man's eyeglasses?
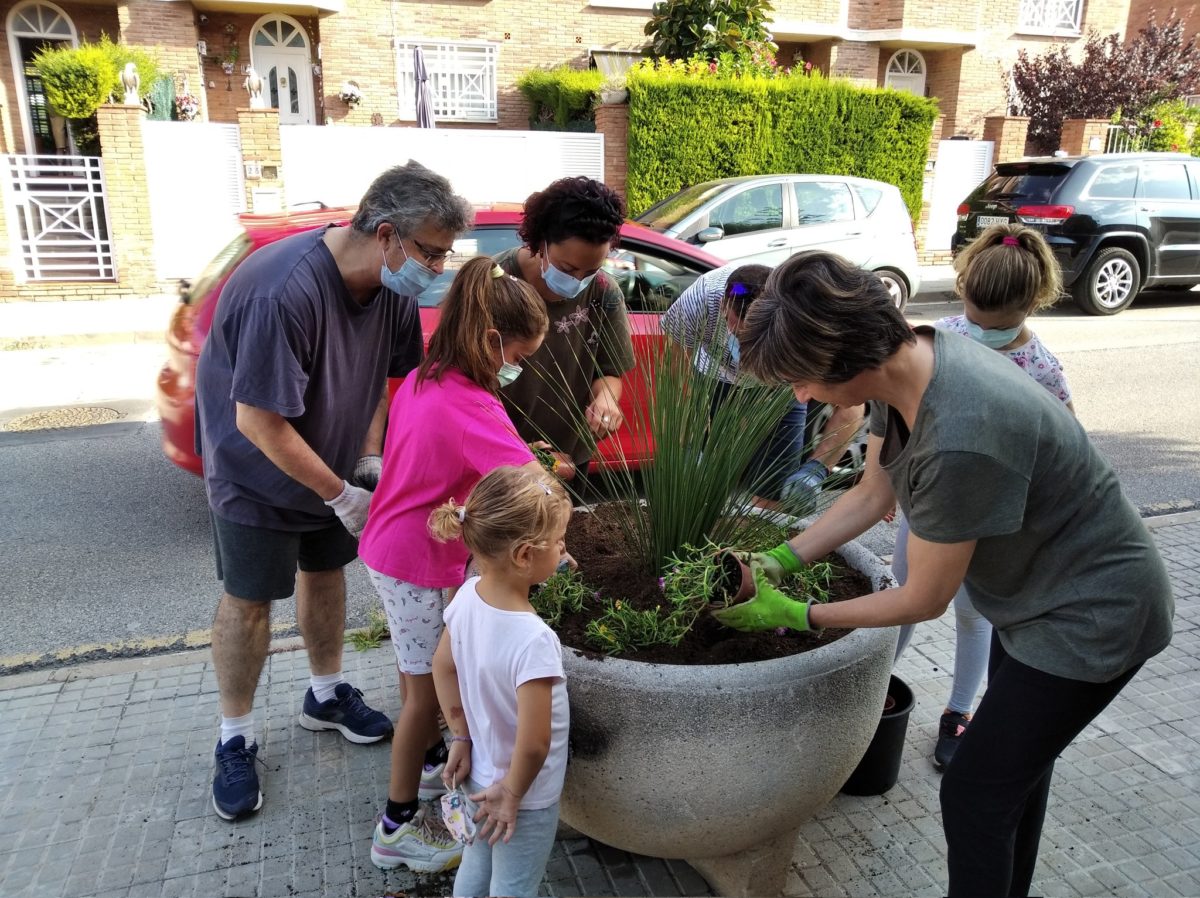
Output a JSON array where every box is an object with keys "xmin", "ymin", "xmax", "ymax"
[{"xmin": 410, "ymin": 237, "xmax": 456, "ymax": 266}]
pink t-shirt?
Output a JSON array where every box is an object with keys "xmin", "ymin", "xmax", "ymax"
[{"xmin": 359, "ymin": 368, "xmax": 532, "ymax": 587}]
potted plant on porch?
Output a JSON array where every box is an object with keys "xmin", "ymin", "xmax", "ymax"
[{"xmin": 523, "ymin": 323, "xmax": 898, "ymax": 896}]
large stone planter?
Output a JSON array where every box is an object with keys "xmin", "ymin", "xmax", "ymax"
[{"xmin": 560, "ymin": 537, "xmax": 897, "ymax": 897}]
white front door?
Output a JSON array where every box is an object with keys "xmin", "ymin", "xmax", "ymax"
[{"xmin": 250, "ymin": 16, "xmax": 314, "ymax": 125}]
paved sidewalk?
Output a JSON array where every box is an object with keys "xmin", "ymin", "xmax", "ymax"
[{"xmin": 1, "ymin": 513, "xmax": 1197, "ymax": 898}]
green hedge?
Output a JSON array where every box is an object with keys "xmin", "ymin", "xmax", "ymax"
[
  {"xmin": 626, "ymin": 63, "xmax": 939, "ymax": 218},
  {"xmin": 516, "ymin": 67, "xmax": 604, "ymax": 129}
]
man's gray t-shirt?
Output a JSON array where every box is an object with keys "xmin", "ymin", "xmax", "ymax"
[
  {"xmin": 196, "ymin": 226, "xmax": 423, "ymax": 530},
  {"xmin": 870, "ymin": 327, "xmax": 1172, "ymax": 683}
]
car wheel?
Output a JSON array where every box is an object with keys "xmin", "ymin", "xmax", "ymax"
[
  {"xmin": 875, "ymin": 269, "xmax": 909, "ymax": 312},
  {"xmin": 1072, "ymin": 248, "xmax": 1140, "ymax": 316}
]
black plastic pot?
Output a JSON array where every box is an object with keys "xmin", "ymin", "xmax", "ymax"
[{"xmin": 840, "ymin": 675, "xmax": 914, "ymax": 796}]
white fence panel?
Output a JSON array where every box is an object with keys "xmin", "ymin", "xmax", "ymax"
[
  {"xmin": 141, "ymin": 120, "xmax": 245, "ymax": 280},
  {"xmin": 926, "ymin": 139, "xmax": 995, "ymax": 251},
  {"xmin": 3, "ymin": 154, "xmax": 115, "ymax": 281},
  {"xmin": 280, "ymin": 126, "xmax": 604, "ymax": 209}
]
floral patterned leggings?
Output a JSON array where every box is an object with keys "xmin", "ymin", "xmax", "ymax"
[{"xmin": 365, "ymin": 567, "xmax": 450, "ymax": 675}]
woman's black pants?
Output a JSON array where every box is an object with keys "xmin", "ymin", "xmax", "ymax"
[{"xmin": 940, "ymin": 630, "xmax": 1141, "ymax": 898}]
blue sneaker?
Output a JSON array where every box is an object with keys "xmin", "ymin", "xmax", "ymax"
[
  {"xmin": 299, "ymin": 683, "xmax": 393, "ymax": 744},
  {"xmin": 212, "ymin": 736, "xmax": 263, "ymax": 821}
]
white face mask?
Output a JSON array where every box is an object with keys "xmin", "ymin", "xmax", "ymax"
[{"xmin": 496, "ymin": 334, "xmax": 523, "ymax": 387}]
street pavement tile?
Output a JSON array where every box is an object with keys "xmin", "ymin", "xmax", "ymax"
[{"xmin": 1, "ymin": 517, "xmax": 1198, "ymax": 898}]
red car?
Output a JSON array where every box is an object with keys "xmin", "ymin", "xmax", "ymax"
[{"xmin": 156, "ymin": 208, "xmax": 723, "ymax": 476}]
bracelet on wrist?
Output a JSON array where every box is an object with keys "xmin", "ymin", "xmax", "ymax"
[{"xmin": 450, "ymin": 735, "xmax": 472, "ymax": 743}]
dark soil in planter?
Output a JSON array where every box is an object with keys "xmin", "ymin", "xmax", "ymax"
[{"xmin": 561, "ymin": 503, "xmax": 873, "ymax": 665}]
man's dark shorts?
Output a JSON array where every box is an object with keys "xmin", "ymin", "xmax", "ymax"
[{"xmin": 211, "ymin": 513, "xmax": 358, "ymax": 601}]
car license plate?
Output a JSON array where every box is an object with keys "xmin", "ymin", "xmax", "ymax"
[{"xmin": 975, "ymin": 215, "xmax": 1010, "ymax": 227}]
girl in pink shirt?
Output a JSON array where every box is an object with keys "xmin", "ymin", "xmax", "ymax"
[{"xmin": 360, "ymin": 256, "xmax": 549, "ymax": 873}]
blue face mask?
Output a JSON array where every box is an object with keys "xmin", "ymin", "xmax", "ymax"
[
  {"xmin": 541, "ymin": 245, "xmax": 596, "ymax": 299},
  {"xmin": 496, "ymin": 334, "xmax": 523, "ymax": 387},
  {"xmin": 727, "ymin": 332, "xmax": 740, "ymax": 364},
  {"xmin": 380, "ymin": 239, "xmax": 436, "ymax": 296},
  {"xmin": 964, "ymin": 320, "xmax": 1023, "ymax": 350}
]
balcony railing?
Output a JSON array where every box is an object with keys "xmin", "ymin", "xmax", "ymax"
[
  {"xmin": 395, "ymin": 41, "xmax": 498, "ymax": 124},
  {"xmin": 1018, "ymin": 0, "xmax": 1083, "ymax": 34}
]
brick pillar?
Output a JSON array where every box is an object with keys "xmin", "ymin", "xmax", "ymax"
[
  {"xmin": 983, "ymin": 116, "xmax": 1030, "ymax": 163},
  {"xmin": 117, "ymin": 0, "xmax": 207, "ymax": 121},
  {"xmin": 594, "ymin": 103, "xmax": 628, "ymax": 207},
  {"xmin": 1059, "ymin": 118, "xmax": 1110, "ymax": 156},
  {"xmin": 0, "ymin": 153, "xmax": 16, "ymax": 299},
  {"xmin": 96, "ymin": 104, "xmax": 159, "ymax": 295},
  {"xmin": 237, "ymin": 108, "xmax": 286, "ymax": 212},
  {"xmin": 828, "ymin": 41, "xmax": 880, "ymax": 87},
  {"xmin": 915, "ymin": 115, "xmax": 952, "ymax": 266},
  {"xmin": 0, "ymin": 80, "xmax": 15, "ymax": 154}
]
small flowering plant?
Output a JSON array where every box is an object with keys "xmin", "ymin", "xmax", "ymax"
[
  {"xmin": 338, "ymin": 81, "xmax": 363, "ymax": 107},
  {"xmin": 174, "ymin": 93, "xmax": 200, "ymax": 121}
]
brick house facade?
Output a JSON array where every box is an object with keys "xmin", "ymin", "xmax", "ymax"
[{"xmin": 3, "ymin": 0, "xmax": 1137, "ymax": 157}]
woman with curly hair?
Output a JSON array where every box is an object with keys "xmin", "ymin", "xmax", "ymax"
[{"xmin": 493, "ymin": 177, "xmax": 634, "ymax": 488}]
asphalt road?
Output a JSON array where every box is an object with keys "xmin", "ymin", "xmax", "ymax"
[{"xmin": 1, "ymin": 290, "xmax": 1197, "ymax": 670}]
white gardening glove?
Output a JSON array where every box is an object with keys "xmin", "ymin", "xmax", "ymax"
[
  {"xmin": 324, "ymin": 480, "xmax": 372, "ymax": 539},
  {"xmin": 352, "ymin": 454, "xmax": 383, "ymax": 490}
]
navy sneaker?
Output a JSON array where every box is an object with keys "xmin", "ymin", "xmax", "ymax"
[
  {"xmin": 212, "ymin": 735, "xmax": 263, "ymax": 821},
  {"xmin": 299, "ymin": 683, "xmax": 393, "ymax": 744}
]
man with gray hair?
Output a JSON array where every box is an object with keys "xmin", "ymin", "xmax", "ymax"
[{"xmin": 195, "ymin": 160, "xmax": 472, "ymax": 822}]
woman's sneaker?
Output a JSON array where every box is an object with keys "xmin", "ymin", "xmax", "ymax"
[
  {"xmin": 934, "ymin": 710, "xmax": 971, "ymax": 771},
  {"xmin": 371, "ymin": 809, "xmax": 462, "ymax": 872},
  {"xmin": 419, "ymin": 759, "xmax": 448, "ymax": 800}
]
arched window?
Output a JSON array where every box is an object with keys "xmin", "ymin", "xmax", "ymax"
[
  {"xmin": 6, "ymin": 1, "xmax": 78, "ymax": 154},
  {"xmin": 249, "ymin": 14, "xmax": 315, "ymax": 125},
  {"xmin": 885, "ymin": 49, "xmax": 926, "ymax": 97}
]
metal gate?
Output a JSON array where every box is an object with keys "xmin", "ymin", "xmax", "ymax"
[
  {"xmin": 3, "ymin": 154, "xmax": 116, "ymax": 281},
  {"xmin": 141, "ymin": 121, "xmax": 245, "ymax": 280},
  {"xmin": 926, "ymin": 140, "xmax": 995, "ymax": 252}
]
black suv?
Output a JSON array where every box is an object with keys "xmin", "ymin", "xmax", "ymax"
[{"xmin": 952, "ymin": 153, "xmax": 1200, "ymax": 315}]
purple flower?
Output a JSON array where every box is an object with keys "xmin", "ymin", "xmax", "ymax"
[{"xmin": 658, "ymin": 577, "xmax": 666, "ymax": 591}]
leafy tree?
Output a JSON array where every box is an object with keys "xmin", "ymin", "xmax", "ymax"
[
  {"xmin": 34, "ymin": 43, "xmax": 117, "ymax": 119},
  {"xmin": 1009, "ymin": 14, "xmax": 1200, "ymax": 154},
  {"xmin": 644, "ymin": 0, "xmax": 776, "ymax": 61}
]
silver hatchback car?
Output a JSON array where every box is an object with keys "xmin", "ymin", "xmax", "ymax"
[{"xmin": 637, "ymin": 174, "xmax": 922, "ymax": 309}]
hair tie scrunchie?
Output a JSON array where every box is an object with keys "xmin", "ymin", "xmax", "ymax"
[
  {"xmin": 490, "ymin": 264, "xmax": 506, "ymax": 279},
  {"xmin": 1002, "ymin": 236, "xmax": 1020, "ymax": 246},
  {"xmin": 456, "ymin": 506, "xmax": 466, "ymax": 522}
]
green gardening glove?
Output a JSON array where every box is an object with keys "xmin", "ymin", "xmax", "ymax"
[
  {"xmin": 746, "ymin": 541, "xmax": 804, "ymax": 587},
  {"xmin": 711, "ymin": 568, "xmax": 815, "ymax": 633}
]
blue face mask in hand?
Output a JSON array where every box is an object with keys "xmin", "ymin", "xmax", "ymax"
[
  {"xmin": 380, "ymin": 239, "xmax": 436, "ymax": 297},
  {"xmin": 964, "ymin": 320, "xmax": 1022, "ymax": 350},
  {"xmin": 541, "ymin": 244, "xmax": 596, "ymax": 299}
]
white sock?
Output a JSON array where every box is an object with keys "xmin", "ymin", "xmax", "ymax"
[
  {"xmin": 310, "ymin": 671, "xmax": 345, "ymax": 704},
  {"xmin": 220, "ymin": 712, "xmax": 255, "ymax": 747}
]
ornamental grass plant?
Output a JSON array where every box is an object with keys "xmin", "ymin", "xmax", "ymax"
[{"xmin": 520, "ymin": 309, "xmax": 842, "ymax": 655}]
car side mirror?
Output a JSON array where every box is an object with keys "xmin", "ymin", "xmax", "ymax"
[{"xmin": 697, "ymin": 226, "xmax": 724, "ymax": 243}]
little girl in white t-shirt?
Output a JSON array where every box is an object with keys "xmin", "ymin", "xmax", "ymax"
[{"xmin": 429, "ymin": 465, "xmax": 572, "ymax": 898}]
